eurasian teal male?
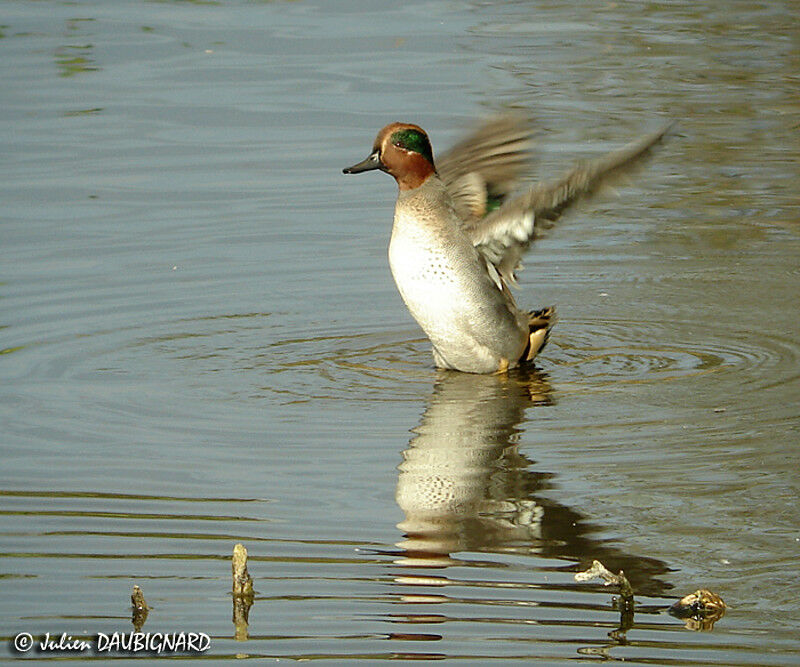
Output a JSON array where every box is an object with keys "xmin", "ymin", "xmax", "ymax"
[{"xmin": 344, "ymin": 115, "xmax": 669, "ymax": 374}]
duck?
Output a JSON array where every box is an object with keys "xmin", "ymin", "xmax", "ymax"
[{"xmin": 343, "ymin": 114, "xmax": 670, "ymax": 374}]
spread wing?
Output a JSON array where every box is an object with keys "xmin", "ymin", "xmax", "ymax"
[
  {"xmin": 465, "ymin": 123, "xmax": 673, "ymax": 285},
  {"xmin": 436, "ymin": 113, "xmax": 535, "ymax": 223}
]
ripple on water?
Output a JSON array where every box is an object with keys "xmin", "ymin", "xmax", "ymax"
[
  {"xmin": 547, "ymin": 317, "xmax": 800, "ymax": 394},
  {"xmin": 25, "ymin": 308, "xmax": 795, "ymax": 408},
  {"xmin": 125, "ymin": 315, "xmax": 439, "ymax": 403}
]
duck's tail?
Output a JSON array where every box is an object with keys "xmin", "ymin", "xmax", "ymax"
[{"xmin": 523, "ymin": 306, "xmax": 557, "ymax": 363}]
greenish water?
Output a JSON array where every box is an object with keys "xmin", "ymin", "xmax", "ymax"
[{"xmin": 1, "ymin": 0, "xmax": 798, "ymax": 663}]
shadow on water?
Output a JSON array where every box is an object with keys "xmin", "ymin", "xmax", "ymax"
[
  {"xmin": 211, "ymin": 365, "xmax": 687, "ymax": 661},
  {"xmin": 390, "ymin": 368, "xmax": 671, "ymax": 597}
]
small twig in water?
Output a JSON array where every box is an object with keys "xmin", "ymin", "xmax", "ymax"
[
  {"xmin": 130, "ymin": 585, "xmax": 149, "ymax": 632},
  {"xmin": 575, "ymin": 560, "xmax": 635, "ymax": 612},
  {"xmin": 231, "ymin": 543, "xmax": 254, "ymax": 641},
  {"xmin": 232, "ymin": 543, "xmax": 254, "ymax": 597}
]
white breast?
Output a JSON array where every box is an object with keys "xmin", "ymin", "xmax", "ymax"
[
  {"xmin": 385, "ymin": 185, "xmax": 527, "ymax": 373},
  {"xmin": 388, "ymin": 207, "xmax": 465, "ymax": 338}
]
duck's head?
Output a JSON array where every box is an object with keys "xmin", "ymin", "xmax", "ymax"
[{"xmin": 343, "ymin": 122, "xmax": 435, "ymax": 191}]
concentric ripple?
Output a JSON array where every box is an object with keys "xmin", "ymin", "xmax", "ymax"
[
  {"xmin": 28, "ymin": 309, "xmax": 794, "ymax": 408},
  {"xmin": 547, "ymin": 317, "xmax": 800, "ymax": 393},
  {"xmin": 124, "ymin": 314, "xmax": 440, "ymax": 403},
  {"xmin": 7, "ymin": 302, "xmax": 798, "ymax": 415}
]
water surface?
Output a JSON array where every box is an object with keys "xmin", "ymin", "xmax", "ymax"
[{"xmin": 1, "ymin": 0, "xmax": 798, "ymax": 663}]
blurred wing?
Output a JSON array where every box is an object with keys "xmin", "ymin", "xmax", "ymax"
[
  {"xmin": 437, "ymin": 113, "xmax": 535, "ymax": 223},
  {"xmin": 468, "ymin": 123, "xmax": 673, "ymax": 285}
]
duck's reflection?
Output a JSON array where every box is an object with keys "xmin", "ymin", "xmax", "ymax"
[
  {"xmin": 395, "ymin": 368, "xmax": 550, "ymax": 567},
  {"xmin": 394, "ymin": 368, "xmax": 669, "ymax": 596}
]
